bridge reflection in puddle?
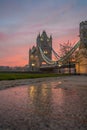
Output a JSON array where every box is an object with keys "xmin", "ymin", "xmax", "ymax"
[{"xmin": 0, "ymin": 81, "xmax": 87, "ymax": 130}]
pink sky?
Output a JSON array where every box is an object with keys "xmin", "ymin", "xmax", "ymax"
[{"xmin": 0, "ymin": 0, "xmax": 87, "ymax": 66}]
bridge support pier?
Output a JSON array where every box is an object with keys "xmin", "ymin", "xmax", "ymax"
[
  {"xmin": 75, "ymin": 21, "xmax": 87, "ymax": 74},
  {"xmin": 76, "ymin": 61, "xmax": 87, "ymax": 74}
]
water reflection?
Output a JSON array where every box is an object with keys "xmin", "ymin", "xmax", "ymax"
[
  {"xmin": 0, "ymin": 81, "xmax": 87, "ymax": 129},
  {"xmin": 52, "ymin": 88, "xmax": 64, "ymax": 106},
  {"xmin": 28, "ymin": 83, "xmax": 53, "ymax": 122}
]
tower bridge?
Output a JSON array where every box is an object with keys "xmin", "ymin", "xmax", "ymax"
[{"xmin": 29, "ymin": 21, "xmax": 87, "ymax": 74}]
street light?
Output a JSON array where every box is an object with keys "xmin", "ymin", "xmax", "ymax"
[
  {"xmin": 32, "ymin": 63, "xmax": 35, "ymax": 67},
  {"xmin": 31, "ymin": 63, "xmax": 35, "ymax": 71},
  {"xmin": 58, "ymin": 64, "xmax": 61, "ymax": 67},
  {"xmin": 58, "ymin": 64, "xmax": 62, "ymax": 73}
]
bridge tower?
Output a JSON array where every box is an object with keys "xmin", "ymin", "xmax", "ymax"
[
  {"xmin": 79, "ymin": 21, "xmax": 87, "ymax": 49},
  {"xmin": 76, "ymin": 21, "xmax": 87, "ymax": 74},
  {"xmin": 29, "ymin": 31, "xmax": 52, "ymax": 70}
]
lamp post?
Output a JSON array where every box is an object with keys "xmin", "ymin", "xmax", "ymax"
[
  {"xmin": 58, "ymin": 64, "xmax": 61, "ymax": 73},
  {"xmin": 68, "ymin": 59, "xmax": 71, "ymax": 74},
  {"xmin": 31, "ymin": 63, "xmax": 35, "ymax": 71}
]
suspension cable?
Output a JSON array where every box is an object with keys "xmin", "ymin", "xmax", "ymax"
[
  {"xmin": 37, "ymin": 40, "xmax": 80, "ymax": 65},
  {"xmin": 59, "ymin": 41, "xmax": 80, "ymax": 62},
  {"xmin": 37, "ymin": 43, "xmax": 57, "ymax": 65}
]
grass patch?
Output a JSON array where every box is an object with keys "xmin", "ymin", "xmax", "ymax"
[{"xmin": 0, "ymin": 72, "xmax": 69, "ymax": 80}]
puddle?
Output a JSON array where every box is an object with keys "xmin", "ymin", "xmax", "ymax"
[{"xmin": 0, "ymin": 81, "xmax": 87, "ymax": 130}]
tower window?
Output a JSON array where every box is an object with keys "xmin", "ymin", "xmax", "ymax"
[
  {"xmin": 44, "ymin": 51, "xmax": 48, "ymax": 54},
  {"xmin": 40, "ymin": 38, "xmax": 43, "ymax": 41}
]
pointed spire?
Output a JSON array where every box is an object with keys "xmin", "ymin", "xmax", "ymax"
[
  {"xmin": 41, "ymin": 30, "xmax": 47, "ymax": 37},
  {"xmin": 50, "ymin": 35, "xmax": 52, "ymax": 39},
  {"xmin": 38, "ymin": 32, "xmax": 40, "ymax": 37},
  {"xmin": 37, "ymin": 33, "xmax": 40, "ymax": 43},
  {"xmin": 37, "ymin": 33, "xmax": 40, "ymax": 39}
]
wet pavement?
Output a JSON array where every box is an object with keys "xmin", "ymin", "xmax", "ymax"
[{"xmin": 0, "ymin": 76, "xmax": 87, "ymax": 130}]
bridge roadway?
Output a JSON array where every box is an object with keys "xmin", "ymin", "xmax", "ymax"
[
  {"xmin": 40, "ymin": 65, "xmax": 58, "ymax": 71},
  {"xmin": 40, "ymin": 63, "xmax": 75, "ymax": 71}
]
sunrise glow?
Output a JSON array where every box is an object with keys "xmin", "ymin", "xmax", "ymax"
[{"xmin": 0, "ymin": 0, "xmax": 87, "ymax": 66}]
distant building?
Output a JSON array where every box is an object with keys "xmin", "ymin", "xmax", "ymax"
[
  {"xmin": 0, "ymin": 66, "xmax": 11, "ymax": 71},
  {"xmin": 29, "ymin": 31, "xmax": 52, "ymax": 70}
]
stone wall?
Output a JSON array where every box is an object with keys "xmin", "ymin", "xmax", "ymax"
[{"xmin": 76, "ymin": 57, "xmax": 87, "ymax": 74}]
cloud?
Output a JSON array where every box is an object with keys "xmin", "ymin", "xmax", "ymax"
[{"xmin": 0, "ymin": 0, "xmax": 87, "ymax": 66}]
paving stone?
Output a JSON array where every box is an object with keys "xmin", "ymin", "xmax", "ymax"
[{"xmin": 0, "ymin": 76, "xmax": 87, "ymax": 130}]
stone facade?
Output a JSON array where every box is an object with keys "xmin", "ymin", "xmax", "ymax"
[
  {"xmin": 29, "ymin": 31, "xmax": 52, "ymax": 70},
  {"xmin": 76, "ymin": 21, "xmax": 87, "ymax": 74}
]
